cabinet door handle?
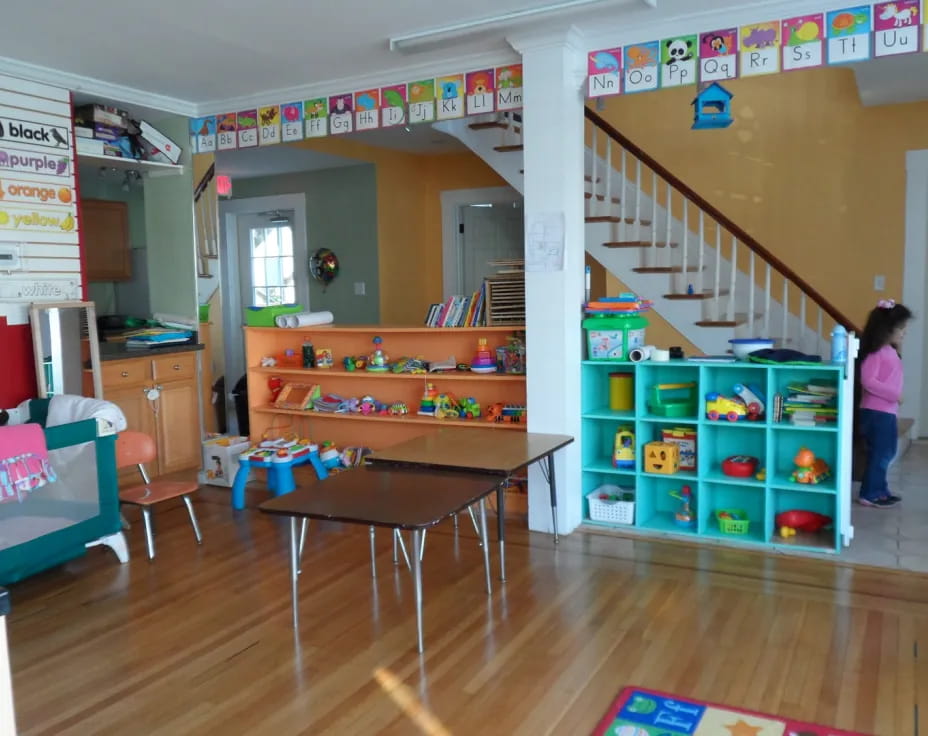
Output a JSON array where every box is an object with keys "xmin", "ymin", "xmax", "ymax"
[
  {"xmin": 173, "ymin": 364, "xmax": 181, "ymax": 371},
  {"xmin": 121, "ymin": 371, "xmax": 129, "ymax": 378}
]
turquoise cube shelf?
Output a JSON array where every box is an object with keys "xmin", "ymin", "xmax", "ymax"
[{"xmin": 581, "ymin": 359, "xmax": 851, "ymax": 554}]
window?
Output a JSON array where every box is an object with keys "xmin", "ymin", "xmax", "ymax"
[{"xmin": 248, "ymin": 223, "xmax": 295, "ymax": 306}]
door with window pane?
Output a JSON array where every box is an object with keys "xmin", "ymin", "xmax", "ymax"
[{"xmin": 237, "ymin": 211, "xmax": 300, "ymax": 310}]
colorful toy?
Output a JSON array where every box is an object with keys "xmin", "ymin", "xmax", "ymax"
[
  {"xmin": 342, "ymin": 356, "xmax": 355, "ymax": 371},
  {"xmin": 340, "ymin": 446, "xmax": 373, "ymax": 467},
  {"xmin": 434, "ymin": 393, "xmax": 461, "ymax": 419},
  {"xmin": 613, "ymin": 427, "xmax": 635, "ymax": 469},
  {"xmin": 722, "ymin": 455, "xmax": 759, "ymax": 477},
  {"xmin": 358, "ymin": 395, "xmax": 377, "ymax": 415},
  {"xmin": 267, "ymin": 375, "xmax": 284, "ymax": 402},
  {"xmin": 733, "ymin": 383, "xmax": 766, "ymax": 415},
  {"xmin": 314, "ymin": 348, "xmax": 333, "ymax": 368},
  {"xmin": 260, "ymin": 355, "xmax": 277, "ymax": 367},
  {"xmin": 704, "ymin": 388, "xmax": 762, "ymax": 421},
  {"xmin": 715, "ymin": 509, "xmax": 750, "ymax": 535},
  {"xmin": 643, "ymin": 441, "xmax": 680, "ymax": 474},
  {"xmin": 485, "ymin": 403, "xmax": 527, "ymax": 423},
  {"xmin": 230, "ymin": 436, "xmax": 328, "ymax": 510},
  {"xmin": 418, "ymin": 383, "xmax": 438, "ymax": 416},
  {"xmin": 669, "ymin": 485, "xmax": 695, "ymax": 527},
  {"xmin": 367, "ymin": 336, "xmax": 389, "ymax": 372},
  {"xmin": 319, "ymin": 441, "xmax": 341, "ymax": 470},
  {"xmin": 458, "ymin": 397, "xmax": 481, "ymax": 419},
  {"xmin": 660, "ymin": 427, "xmax": 696, "ymax": 471},
  {"xmin": 470, "ymin": 338, "xmax": 496, "ymax": 374},
  {"xmin": 790, "ymin": 447, "xmax": 831, "ymax": 484},
  {"xmin": 391, "ymin": 357, "xmax": 427, "ymax": 374},
  {"xmin": 776, "ymin": 509, "xmax": 833, "ymax": 538},
  {"xmin": 388, "ymin": 402, "xmax": 408, "ymax": 416},
  {"xmin": 692, "ymin": 82, "xmax": 733, "ymax": 130},
  {"xmin": 648, "ymin": 382, "xmax": 698, "ymax": 417}
]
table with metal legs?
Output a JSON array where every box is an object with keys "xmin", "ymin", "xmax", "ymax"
[
  {"xmin": 261, "ymin": 466, "xmax": 501, "ymax": 652},
  {"xmin": 368, "ymin": 431, "xmax": 574, "ymax": 582}
]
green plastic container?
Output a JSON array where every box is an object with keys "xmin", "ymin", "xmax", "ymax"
[
  {"xmin": 244, "ymin": 304, "xmax": 303, "ymax": 327},
  {"xmin": 198, "ymin": 304, "xmax": 210, "ymax": 323},
  {"xmin": 583, "ymin": 314, "xmax": 648, "ymax": 361}
]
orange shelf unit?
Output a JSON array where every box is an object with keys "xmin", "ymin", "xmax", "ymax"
[{"xmin": 244, "ymin": 325, "xmax": 526, "ymax": 449}]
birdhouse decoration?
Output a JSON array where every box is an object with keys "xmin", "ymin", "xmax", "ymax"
[{"xmin": 691, "ymin": 82, "xmax": 734, "ymax": 130}]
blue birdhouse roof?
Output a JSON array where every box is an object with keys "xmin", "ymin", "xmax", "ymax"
[{"xmin": 692, "ymin": 82, "xmax": 733, "ymax": 105}]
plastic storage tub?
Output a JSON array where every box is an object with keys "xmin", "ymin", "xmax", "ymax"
[
  {"xmin": 244, "ymin": 304, "xmax": 303, "ymax": 327},
  {"xmin": 583, "ymin": 314, "xmax": 648, "ymax": 361}
]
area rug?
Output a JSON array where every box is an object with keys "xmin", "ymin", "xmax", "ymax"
[{"xmin": 592, "ymin": 687, "xmax": 869, "ymax": 736}]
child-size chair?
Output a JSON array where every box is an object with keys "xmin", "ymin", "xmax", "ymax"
[{"xmin": 116, "ymin": 431, "xmax": 202, "ymax": 560}]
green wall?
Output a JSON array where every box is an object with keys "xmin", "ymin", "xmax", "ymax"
[
  {"xmin": 231, "ymin": 164, "xmax": 379, "ymax": 324},
  {"xmin": 143, "ymin": 115, "xmax": 197, "ymax": 322}
]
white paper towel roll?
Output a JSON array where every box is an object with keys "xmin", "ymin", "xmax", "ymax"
[{"xmin": 278, "ymin": 310, "xmax": 334, "ymax": 328}]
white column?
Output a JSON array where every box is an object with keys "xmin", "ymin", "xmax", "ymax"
[{"xmin": 509, "ymin": 28, "xmax": 586, "ymax": 535}]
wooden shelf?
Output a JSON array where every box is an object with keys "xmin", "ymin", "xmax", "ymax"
[
  {"xmin": 77, "ymin": 153, "xmax": 184, "ymax": 177},
  {"xmin": 251, "ymin": 366, "xmax": 525, "ymax": 382},
  {"xmin": 245, "ymin": 325, "xmax": 524, "ymax": 335},
  {"xmin": 253, "ymin": 405, "xmax": 526, "ymax": 430}
]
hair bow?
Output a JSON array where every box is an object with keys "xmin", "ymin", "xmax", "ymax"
[{"xmin": 877, "ymin": 299, "xmax": 896, "ymax": 309}]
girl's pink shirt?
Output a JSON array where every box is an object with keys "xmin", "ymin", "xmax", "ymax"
[{"xmin": 860, "ymin": 344, "xmax": 903, "ymax": 416}]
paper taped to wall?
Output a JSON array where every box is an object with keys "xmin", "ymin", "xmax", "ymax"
[{"xmin": 525, "ymin": 211, "xmax": 565, "ymax": 272}]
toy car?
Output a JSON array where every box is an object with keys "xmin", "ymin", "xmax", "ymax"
[
  {"xmin": 705, "ymin": 392, "xmax": 761, "ymax": 422},
  {"xmin": 458, "ymin": 397, "xmax": 481, "ymax": 419}
]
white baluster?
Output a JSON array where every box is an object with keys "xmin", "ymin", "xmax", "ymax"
[
  {"xmin": 619, "ymin": 148, "xmax": 627, "ymax": 241},
  {"xmin": 664, "ymin": 181, "xmax": 672, "ymax": 265},
  {"xmin": 781, "ymin": 278, "xmax": 788, "ymax": 347},
  {"xmin": 727, "ymin": 236, "xmax": 736, "ymax": 324},
  {"xmin": 651, "ymin": 170, "xmax": 657, "ymax": 251},
  {"xmin": 605, "ymin": 140, "xmax": 613, "ymax": 220},
  {"xmin": 800, "ymin": 293, "xmax": 807, "ymax": 354},
  {"xmin": 749, "ymin": 250, "xmax": 756, "ymax": 334},
  {"xmin": 681, "ymin": 200, "xmax": 689, "ymax": 295},
  {"xmin": 697, "ymin": 211, "xmax": 705, "ymax": 294},
  {"xmin": 764, "ymin": 263, "xmax": 772, "ymax": 336},
  {"xmin": 817, "ymin": 307, "xmax": 824, "ymax": 353},
  {"xmin": 590, "ymin": 126, "xmax": 597, "ymax": 215},
  {"xmin": 713, "ymin": 225, "xmax": 721, "ymax": 320},
  {"xmin": 635, "ymin": 158, "xmax": 642, "ymax": 243}
]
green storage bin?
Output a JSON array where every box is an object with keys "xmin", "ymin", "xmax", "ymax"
[
  {"xmin": 198, "ymin": 304, "xmax": 210, "ymax": 323},
  {"xmin": 244, "ymin": 304, "xmax": 303, "ymax": 327},
  {"xmin": 583, "ymin": 314, "xmax": 648, "ymax": 361}
]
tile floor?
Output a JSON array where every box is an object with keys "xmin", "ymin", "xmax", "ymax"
[{"xmin": 844, "ymin": 439, "xmax": 928, "ymax": 571}]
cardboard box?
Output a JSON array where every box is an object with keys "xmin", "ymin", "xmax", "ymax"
[
  {"xmin": 200, "ymin": 435, "xmax": 251, "ymax": 487},
  {"xmin": 139, "ymin": 120, "xmax": 182, "ymax": 164},
  {"xmin": 661, "ymin": 427, "xmax": 697, "ymax": 471},
  {"xmin": 74, "ymin": 104, "xmax": 128, "ymax": 130}
]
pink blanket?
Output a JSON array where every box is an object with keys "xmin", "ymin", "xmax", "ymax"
[{"xmin": 0, "ymin": 423, "xmax": 57, "ymax": 503}]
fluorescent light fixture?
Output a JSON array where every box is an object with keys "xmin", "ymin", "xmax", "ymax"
[{"xmin": 389, "ymin": 0, "xmax": 641, "ymax": 51}]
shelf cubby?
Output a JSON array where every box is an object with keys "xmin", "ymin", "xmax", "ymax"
[{"xmin": 580, "ymin": 359, "xmax": 849, "ymax": 555}]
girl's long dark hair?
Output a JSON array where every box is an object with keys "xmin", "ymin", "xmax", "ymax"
[{"xmin": 854, "ymin": 302, "xmax": 913, "ymax": 414}]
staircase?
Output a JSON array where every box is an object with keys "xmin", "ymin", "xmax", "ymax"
[{"xmin": 435, "ymin": 109, "xmax": 859, "ymax": 355}]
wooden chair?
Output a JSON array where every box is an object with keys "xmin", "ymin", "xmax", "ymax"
[{"xmin": 116, "ymin": 431, "xmax": 202, "ymax": 560}]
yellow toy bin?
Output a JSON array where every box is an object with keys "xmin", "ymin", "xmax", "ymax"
[
  {"xmin": 609, "ymin": 372, "xmax": 635, "ymax": 411},
  {"xmin": 643, "ymin": 441, "xmax": 680, "ymax": 475}
]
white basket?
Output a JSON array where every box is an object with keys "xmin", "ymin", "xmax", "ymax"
[{"xmin": 587, "ymin": 486, "xmax": 635, "ymax": 525}]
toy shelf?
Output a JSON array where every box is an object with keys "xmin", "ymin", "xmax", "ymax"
[
  {"xmin": 580, "ymin": 358, "xmax": 852, "ymax": 555},
  {"xmin": 245, "ymin": 325, "xmax": 527, "ymax": 449}
]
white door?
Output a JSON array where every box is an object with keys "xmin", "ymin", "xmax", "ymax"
[
  {"xmin": 458, "ymin": 202, "xmax": 524, "ymax": 295},
  {"xmin": 237, "ymin": 212, "xmax": 303, "ymax": 310}
]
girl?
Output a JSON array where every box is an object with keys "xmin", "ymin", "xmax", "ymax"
[{"xmin": 856, "ymin": 299, "xmax": 913, "ymax": 508}]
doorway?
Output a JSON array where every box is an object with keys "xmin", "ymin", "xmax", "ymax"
[
  {"xmin": 440, "ymin": 187, "xmax": 523, "ymax": 299},
  {"xmin": 219, "ymin": 194, "xmax": 308, "ymax": 433},
  {"xmin": 902, "ymin": 149, "xmax": 928, "ymax": 437}
]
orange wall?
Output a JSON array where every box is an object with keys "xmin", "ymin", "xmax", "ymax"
[
  {"xmin": 295, "ymin": 138, "xmax": 506, "ymax": 324},
  {"xmin": 596, "ymin": 66, "xmax": 928, "ymax": 330}
]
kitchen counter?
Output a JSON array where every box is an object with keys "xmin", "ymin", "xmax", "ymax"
[{"xmin": 97, "ymin": 341, "xmax": 204, "ymax": 362}]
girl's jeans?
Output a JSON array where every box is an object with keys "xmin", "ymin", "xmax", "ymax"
[{"xmin": 858, "ymin": 408, "xmax": 897, "ymax": 502}]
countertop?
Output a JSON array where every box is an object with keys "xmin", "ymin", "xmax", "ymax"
[{"xmin": 97, "ymin": 341, "xmax": 204, "ymax": 362}]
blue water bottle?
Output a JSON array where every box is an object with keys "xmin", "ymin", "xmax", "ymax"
[{"xmin": 831, "ymin": 324, "xmax": 847, "ymax": 364}]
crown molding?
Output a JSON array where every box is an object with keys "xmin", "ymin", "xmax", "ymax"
[
  {"xmin": 507, "ymin": 25, "xmax": 586, "ymax": 55},
  {"xmin": 0, "ymin": 55, "xmax": 197, "ymax": 117},
  {"xmin": 194, "ymin": 48, "xmax": 520, "ymax": 116}
]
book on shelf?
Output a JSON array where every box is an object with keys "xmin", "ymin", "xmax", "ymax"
[{"xmin": 423, "ymin": 289, "xmax": 487, "ymax": 327}]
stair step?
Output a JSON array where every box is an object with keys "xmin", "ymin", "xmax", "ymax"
[
  {"xmin": 585, "ymin": 216, "xmax": 653, "ymax": 225},
  {"xmin": 468, "ymin": 121, "xmax": 521, "ymax": 132},
  {"xmin": 584, "ymin": 175, "xmax": 602, "ymax": 183},
  {"xmin": 494, "ymin": 144, "xmax": 523, "ymax": 152},
  {"xmin": 585, "ymin": 193, "xmax": 621, "ymax": 204},
  {"xmin": 633, "ymin": 266, "xmax": 703, "ymax": 274},
  {"xmin": 664, "ymin": 290, "xmax": 730, "ymax": 300},
  {"xmin": 694, "ymin": 319, "xmax": 744, "ymax": 327},
  {"xmin": 603, "ymin": 241, "xmax": 649, "ymax": 248}
]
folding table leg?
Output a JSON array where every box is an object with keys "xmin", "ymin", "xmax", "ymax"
[
  {"xmin": 410, "ymin": 528, "xmax": 424, "ymax": 653},
  {"xmin": 479, "ymin": 498, "xmax": 492, "ymax": 596},
  {"xmin": 298, "ymin": 519, "xmax": 308, "ymax": 574},
  {"xmin": 467, "ymin": 505, "xmax": 483, "ymax": 547},
  {"xmin": 548, "ymin": 453, "xmax": 560, "ymax": 544},
  {"xmin": 290, "ymin": 517, "xmax": 300, "ymax": 629},
  {"xmin": 369, "ymin": 526, "xmax": 377, "ymax": 578}
]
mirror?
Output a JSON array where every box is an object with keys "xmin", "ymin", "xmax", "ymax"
[{"xmin": 29, "ymin": 301, "xmax": 103, "ymax": 400}]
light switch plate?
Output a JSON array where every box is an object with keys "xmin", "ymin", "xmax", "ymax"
[
  {"xmin": 354, "ymin": 281, "xmax": 366, "ymax": 296},
  {"xmin": 874, "ymin": 274, "xmax": 885, "ymax": 291}
]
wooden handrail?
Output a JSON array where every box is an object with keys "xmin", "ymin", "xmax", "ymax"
[
  {"xmin": 193, "ymin": 162, "xmax": 215, "ymax": 203},
  {"xmin": 584, "ymin": 106, "xmax": 859, "ymax": 334}
]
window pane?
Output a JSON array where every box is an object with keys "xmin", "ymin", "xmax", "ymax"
[
  {"xmin": 280, "ymin": 226, "xmax": 293, "ymax": 256},
  {"xmin": 282, "ymin": 255, "xmax": 294, "ymax": 287},
  {"xmin": 252, "ymin": 287, "xmax": 267, "ymax": 307},
  {"xmin": 251, "ymin": 229, "xmax": 267, "ymax": 258},
  {"xmin": 264, "ymin": 228, "xmax": 280, "ymax": 258},
  {"xmin": 283, "ymin": 287, "xmax": 296, "ymax": 304},
  {"xmin": 252, "ymin": 258, "xmax": 266, "ymax": 287},
  {"xmin": 266, "ymin": 287, "xmax": 281, "ymax": 305},
  {"xmin": 266, "ymin": 258, "xmax": 282, "ymax": 288}
]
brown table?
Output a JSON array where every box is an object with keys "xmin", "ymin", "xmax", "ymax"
[
  {"xmin": 368, "ymin": 431, "xmax": 574, "ymax": 581},
  {"xmin": 260, "ymin": 465, "xmax": 503, "ymax": 652}
]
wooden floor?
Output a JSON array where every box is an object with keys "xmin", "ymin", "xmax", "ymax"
[{"xmin": 6, "ymin": 482, "xmax": 928, "ymax": 736}]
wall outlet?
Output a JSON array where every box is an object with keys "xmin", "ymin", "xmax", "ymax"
[
  {"xmin": 874, "ymin": 274, "xmax": 886, "ymax": 291},
  {"xmin": 354, "ymin": 281, "xmax": 366, "ymax": 296}
]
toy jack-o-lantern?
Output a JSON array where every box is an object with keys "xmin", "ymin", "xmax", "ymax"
[{"xmin": 644, "ymin": 441, "xmax": 680, "ymax": 475}]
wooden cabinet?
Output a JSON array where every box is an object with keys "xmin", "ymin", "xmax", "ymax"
[
  {"xmin": 81, "ymin": 199, "xmax": 130, "ymax": 281},
  {"xmin": 98, "ymin": 350, "xmax": 202, "ymax": 477}
]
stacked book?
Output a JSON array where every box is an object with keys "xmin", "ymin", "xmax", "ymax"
[
  {"xmin": 125, "ymin": 328, "xmax": 192, "ymax": 349},
  {"xmin": 313, "ymin": 393, "xmax": 350, "ymax": 413},
  {"xmin": 424, "ymin": 285, "xmax": 486, "ymax": 327},
  {"xmin": 784, "ymin": 381, "xmax": 838, "ymax": 426}
]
